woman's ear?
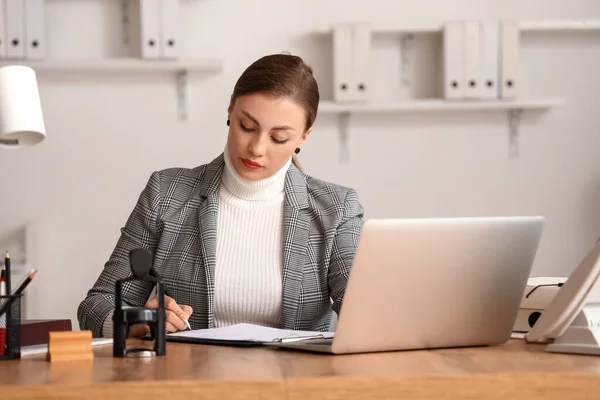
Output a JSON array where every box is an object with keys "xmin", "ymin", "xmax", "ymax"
[
  {"xmin": 299, "ymin": 127, "xmax": 313, "ymax": 146},
  {"xmin": 228, "ymin": 95, "xmax": 236, "ymax": 113},
  {"xmin": 227, "ymin": 97, "xmax": 234, "ymax": 117}
]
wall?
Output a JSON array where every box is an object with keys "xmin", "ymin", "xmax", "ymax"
[{"xmin": 0, "ymin": 0, "xmax": 599, "ymax": 325}]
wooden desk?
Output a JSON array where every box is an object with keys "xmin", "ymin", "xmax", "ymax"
[{"xmin": 1, "ymin": 339, "xmax": 600, "ymax": 399}]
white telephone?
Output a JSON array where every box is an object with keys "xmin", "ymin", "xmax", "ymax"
[
  {"xmin": 525, "ymin": 240, "xmax": 600, "ymax": 356},
  {"xmin": 513, "ymin": 277, "xmax": 566, "ymax": 333}
]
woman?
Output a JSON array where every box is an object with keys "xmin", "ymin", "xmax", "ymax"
[{"xmin": 78, "ymin": 54, "xmax": 365, "ymax": 338}]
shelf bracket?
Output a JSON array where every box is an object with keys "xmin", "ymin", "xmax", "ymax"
[
  {"xmin": 400, "ymin": 34, "xmax": 415, "ymax": 87},
  {"xmin": 338, "ymin": 112, "xmax": 351, "ymax": 163},
  {"xmin": 508, "ymin": 108, "xmax": 524, "ymax": 159},
  {"xmin": 121, "ymin": 0, "xmax": 130, "ymax": 45},
  {"xmin": 176, "ymin": 70, "xmax": 189, "ymax": 121}
]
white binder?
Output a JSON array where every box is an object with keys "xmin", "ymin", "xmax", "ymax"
[
  {"xmin": 500, "ymin": 21, "xmax": 519, "ymax": 99},
  {"xmin": 333, "ymin": 24, "xmax": 353, "ymax": 102},
  {"xmin": 5, "ymin": 0, "xmax": 25, "ymax": 59},
  {"xmin": 463, "ymin": 21, "xmax": 481, "ymax": 99},
  {"xmin": 139, "ymin": 0, "xmax": 160, "ymax": 59},
  {"xmin": 159, "ymin": 0, "xmax": 179, "ymax": 59},
  {"xmin": 480, "ymin": 21, "xmax": 500, "ymax": 99},
  {"xmin": 351, "ymin": 24, "xmax": 370, "ymax": 102},
  {"xmin": 0, "ymin": 0, "xmax": 6, "ymax": 58},
  {"xmin": 24, "ymin": 0, "xmax": 45, "ymax": 59},
  {"xmin": 443, "ymin": 21, "xmax": 464, "ymax": 100}
]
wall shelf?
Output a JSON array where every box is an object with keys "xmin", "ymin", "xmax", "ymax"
[
  {"xmin": 0, "ymin": 58, "xmax": 224, "ymax": 121},
  {"xmin": 318, "ymin": 98, "xmax": 565, "ymax": 113},
  {"xmin": 315, "ymin": 19, "xmax": 600, "ymax": 35},
  {"xmin": 318, "ymin": 98, "xmax": 565, "ymax": 162},
  {"xmin": 0, "ymin": 58, "xmax": 223, "ymax": 72}
]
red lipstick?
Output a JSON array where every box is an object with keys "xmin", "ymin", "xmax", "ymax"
[{"xmin": 241, "ymin": 158, "xmax": 262, "ymax": 169}]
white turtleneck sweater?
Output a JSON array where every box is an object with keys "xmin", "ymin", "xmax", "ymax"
[{"xmin": 213, "ymin": 149, "xmax": 291, "ymax": 328}]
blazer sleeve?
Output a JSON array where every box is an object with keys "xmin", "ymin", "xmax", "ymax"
[
  {"xmin": 328, "ymin": 188, "xmax": 365, "ymax": 315},
  {"xmin": 77, "ymin": 171, "xmax": 163, "ymax": 337}
]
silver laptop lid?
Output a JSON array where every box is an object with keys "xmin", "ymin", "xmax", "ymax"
[{"xmin": 331, "ymin": 216, "xmax": 545, "ymax": 354}]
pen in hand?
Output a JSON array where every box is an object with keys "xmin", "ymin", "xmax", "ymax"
[
  {"xmin": 144, "ymin": 293, "xmax": 193, "ymax": 332},
  {"xmin": 156, "ymin": 291, "xmax": 192, "ymax": 331},
  {"xmin": 161, "ymin": 288, "xmax": 191, "ymax": 331},
  {"xmin": 149, "ymin": 266, "xmax": 192, "ymax": 331},
  {"xmin": 174, "ymin": 302, "xmax": 192, "ymax": 331}
]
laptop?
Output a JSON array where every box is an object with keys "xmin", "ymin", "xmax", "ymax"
[{"xmin": 267, "ymin": 216, "xmax": 545, "ymax": 354}]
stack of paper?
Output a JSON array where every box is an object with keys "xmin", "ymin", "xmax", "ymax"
[{"xmin": 168, "ymin": 323, "xmax": 335, "ymax": 344}]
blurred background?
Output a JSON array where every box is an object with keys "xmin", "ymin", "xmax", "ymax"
[{"xmin": 0, "ymin": 0, "xmax": 599, "ymax": 327}]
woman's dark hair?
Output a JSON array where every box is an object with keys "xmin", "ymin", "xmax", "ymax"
[{"xmin": 230, "ymin": 53, "xmax": 320, "ymax": 132}]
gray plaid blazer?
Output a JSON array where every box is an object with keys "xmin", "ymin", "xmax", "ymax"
[{"xmin": 78, "ymin": 153, "xmax": 364, "ymax": 337}]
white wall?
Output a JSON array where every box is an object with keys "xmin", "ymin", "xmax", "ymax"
[{"xmin": 1, "ymin": 0, "xmax": 599, "ymax": 326}]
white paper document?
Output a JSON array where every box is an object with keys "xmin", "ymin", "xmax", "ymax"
[{"xmin": 168, "ymin": 323, "xmax": 335, "ymax": 343}]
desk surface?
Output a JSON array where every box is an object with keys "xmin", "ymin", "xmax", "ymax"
[{"xmin": 1, "ymin": 339, "xmax": 600, "ymax": 399}]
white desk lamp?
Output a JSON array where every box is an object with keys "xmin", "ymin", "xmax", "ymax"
[{"xmin": 0, "ymin": 65, "xmax": 46, "ymax": 148}]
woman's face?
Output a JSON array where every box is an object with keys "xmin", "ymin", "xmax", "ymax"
[{"xmin": 226, "ymin": 92, "xmax": 311, "ymax": 180}]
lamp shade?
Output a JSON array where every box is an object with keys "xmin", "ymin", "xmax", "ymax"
[{"xmin": 0, "ymin": 65, "xmax": 46, "ymax": 148}]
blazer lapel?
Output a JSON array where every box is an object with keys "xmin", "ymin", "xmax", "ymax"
[
  {"xmin": 281, "ymin": 164, "xmax": 310, "ymax": 329},
  {"xmin": 196, "ymin": 153, "xmax": 224, "ymax": 328}
]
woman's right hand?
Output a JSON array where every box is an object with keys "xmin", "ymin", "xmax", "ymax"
[{"xmin": 128, "ymin": 295, "xmax": 193, "ymax": 337}]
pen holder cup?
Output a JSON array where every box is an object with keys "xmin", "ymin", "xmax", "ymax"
[{"xmin": 0, "ymin": 294, "xmax": 22, "ymax": 360}]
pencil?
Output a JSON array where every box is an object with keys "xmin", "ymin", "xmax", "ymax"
[
  {"xmin": 0, "ymin": 267, "xmax": 5, "ymax": 355},
  {"xmin": 0, "ymin": 269, "xmax": 37, "ymax": 318},
  {"xmin": 4, "ymin": 252, "xmax": 10, "ymax": 296},
  {"xmin": 0, "ymin": 268, "xmax": 6, "ymax": 296},
  {"xmin": 12, "ymin": 269, "xmax": 37, "ymax": 295},
  {"xmin": 1, "ymin": 260, "xmax": 7, "ymax": 356}
]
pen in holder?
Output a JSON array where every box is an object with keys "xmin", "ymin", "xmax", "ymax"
[
  {"xmin": 0, "ymin": 294, "xmax": 22, "ymax": 360},
  {"xmin": 113, "ymin": 248, "xmax": 166, "ymax": 358}
]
